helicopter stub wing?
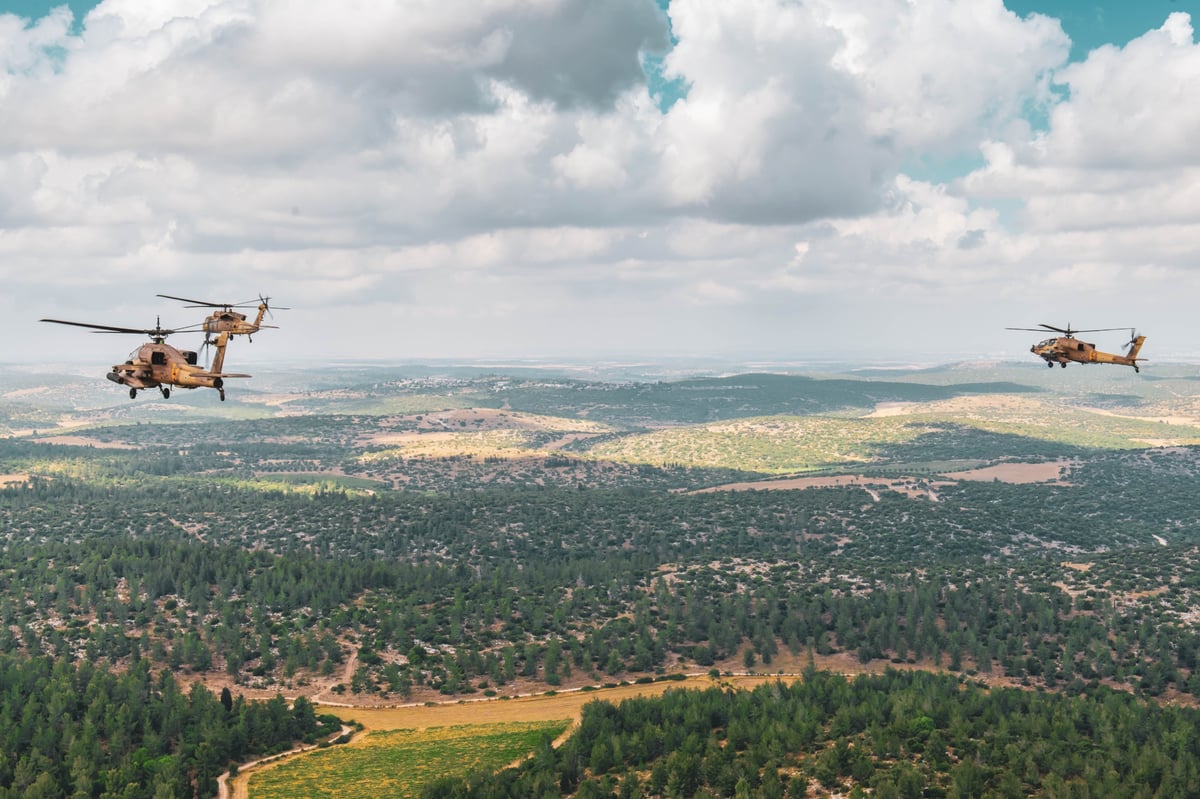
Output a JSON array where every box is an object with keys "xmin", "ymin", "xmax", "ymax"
[
  {"xmin": 108, "ymin": 372, "xmax": 155, "ymax": 389},
  {"xmin": 194, "ymin": 371, "xmax": 251, "ymax": 379}
]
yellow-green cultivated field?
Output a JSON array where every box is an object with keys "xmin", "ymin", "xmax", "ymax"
[
  {"xmin": 247, "ymin": 721, "xmax": 568, "ymax": 799},
  {"xmin": 235, "ymin": 676, "xmax": 799, "ymax": 799}
]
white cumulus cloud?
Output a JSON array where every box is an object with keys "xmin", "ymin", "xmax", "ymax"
[{"xmin": 5, "ymin": 0, "xmax": 1200, "ymax": 364}]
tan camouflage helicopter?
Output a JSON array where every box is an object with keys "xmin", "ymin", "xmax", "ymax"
[
  {"xmin": 39, "ymin": 317, "xmax": 248, "ymax": 401},
  {"xmin": 1007, "ymin": 323, "xmax": 1146, "ymax": 372},
  {"xmin": 157, "ymin": 294, "xmax": 286, "ymax": 344}
]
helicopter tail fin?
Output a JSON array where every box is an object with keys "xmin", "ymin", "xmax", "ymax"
[{"xmin": 1126, "ymin": 334, "xmax": 1146, "ymax": 360}]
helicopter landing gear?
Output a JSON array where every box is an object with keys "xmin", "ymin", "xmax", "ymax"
[
  {"xmin": 1060, "ymin": 362, "xmax": 1067, "ymax": 368},
  {"xmin": 129, "ymin": 388, "xmax": 137, "ymax": 399},
  {"xmin": 218, "ymin": 388, "xmax": 226, "ymax": 402},
  {"xmin": 160, "ymin": 387, "xmax": 171, "ymax": 399},
  {"xmin": 1047, "ymin": 362, "xmax": 1054, "ymax": 368}
]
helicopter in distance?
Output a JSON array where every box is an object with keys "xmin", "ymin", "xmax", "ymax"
[
  {"xmin": 156, "ymin": 294, "xmax": 286, "ymax": 343},
  {"xmin": 1007, "ymin": 323, "xmax": 1146, "ymax": 372},
  {"xmin": 39, "ymin": 317, "xmax": 249, "ymax": 401}
]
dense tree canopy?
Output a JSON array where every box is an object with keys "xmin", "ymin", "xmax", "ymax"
[
  {"xmin": 425, "ymin": 669, "xmax": 1200, "ymax": 798},
  {"xmin": 0, "ymin": 654, "xmax": 337, "ymax": 799}
]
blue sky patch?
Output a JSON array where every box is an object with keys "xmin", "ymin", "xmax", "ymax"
[
  {"xmin": 0, "ymin": 0, "xmax": 97, "ymax": 31},
  {"xmin": 1005, "ymin": 0, "xmax": 1197, "ymax": 62}
]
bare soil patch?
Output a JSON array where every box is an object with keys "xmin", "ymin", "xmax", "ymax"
[
  {"xmin": 35, "ymin": 435, "xmax": 139, "ymax": 449},
  {"xmin": 325, "ymin": 676, "xmax": 785, "ymax": 733},
  {"xmin": 866, "ymin": 402, "xmax": 918, "ymax": 417},
  {"xmin": 1081, "ymin": 406, "xmax": 1200, "ymax": 427},
  {"xmin": 693, "ymin": 474, "xmax": 953, "ymax": 500},
  {"xmin": 946, "ymin": 460, "xmax": 1071, "ymax": 484}
]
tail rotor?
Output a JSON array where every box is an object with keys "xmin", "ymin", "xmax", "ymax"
[
  {"xmin": 1124, "ymin": 329, "xmax": 1147, "ymax": 372},
  {"xmin": 239, "ymin": 294, "xmax": 290, "ymax": 321},
  {"xmin": 201, "ymin": 336, "xmax": 213, "ymax": 369}
]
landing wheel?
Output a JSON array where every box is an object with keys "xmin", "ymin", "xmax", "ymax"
[
  {"xmin": 1047, "ymin": 362, "xmax": 1054, "ymax": 368},
  {"xmin": 129, "ymin": 388, "xmax": 137, "ymax": 399},
  {"xmin": 1060, "ymin": 362, "xmax": 1067, "ymax": 368},
  {"xmin": 160, "ymin": 387, "xmax": 171, "ymax": 399}
]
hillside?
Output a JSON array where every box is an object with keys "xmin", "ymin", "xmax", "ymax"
[{"xmin": 3, "ymin": 361, "xmax": 1200, "ymax": 796}]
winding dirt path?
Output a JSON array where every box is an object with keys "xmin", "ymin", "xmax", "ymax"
[
  {"xmin": 219, "ymin": 725, "xmax": 356, "ymax": 799},
  {"xmin": 310, "ymin": 649, "xmax": 358, "ymax": 704}
]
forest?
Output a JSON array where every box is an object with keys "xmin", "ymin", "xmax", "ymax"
[
  {"xmin": 1, "ymin": 364, "xmax": 1200, "ymax": 796},
  {"xmin": 0, "ymin": 456, "xmax": 1198, "ymax": 702},
  {"xmin": 422, "ymin": 669, "xmax": 1200, "ymax": 798},
  {"xmin": 0, "ymin": 653, "xmax": 339, "ymax": 799}
]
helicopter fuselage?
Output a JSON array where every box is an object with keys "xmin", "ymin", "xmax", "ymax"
[
  {"xmin": 202, "ymin": 304, "xmax": 271, "ymax": 339},
  {"xmin": 109, "ymin": 343, "xmax": 227, "ymax": 391},
  {"xmin": 102, "ymin": 335, "xmax": 249, "ymax": 400},
  {"xmin": 1030, "ymin": 335, "xmax": 1145, "ymax": 372}
]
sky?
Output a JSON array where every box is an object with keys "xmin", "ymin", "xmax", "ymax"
[{"xmin": 3, "ymin": 0, "xmax": 1200, "ymax": 367}]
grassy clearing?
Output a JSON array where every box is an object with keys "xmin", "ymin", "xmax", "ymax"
[
  {"xmin": 585, "ymin": 416, "xmax": 922, "ymax": 473},
  {"xmin": 210, "ymin": 474, "xmax": 385, "ymax": 496},
  {"xmin": 247, "ymin": 721, "xmax": 567, "ymax": 799},
  {"xmin": 584, "ymin": 401, "xmax": 1200, "ymax": 473},
  {"xmin": 359, "ymin": 429, "xmax": 550, "ymax": 463},
  {"xmin": 329, "ymin": 395, "xmax": 480, "ymax": 415},
  {"xmin": 255, "ymin": 473, "xmax": 388, "ymax": 491}
]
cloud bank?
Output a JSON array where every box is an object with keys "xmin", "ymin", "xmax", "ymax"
[{"xmin": 3, "ymin": 0, "xmax": 1199, "ymax": 363}]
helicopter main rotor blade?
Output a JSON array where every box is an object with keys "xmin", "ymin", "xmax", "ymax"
[
  {"xmin": 1007, "ymin": 323, "xmax": 1133, "ymax": 335},
  {"xmin": 42, "ymin": 317, "xmax": 204, "ymax": 337},
  {"xmin": 41, "ymin": 318, "xmax": 159, "ymax": 335},
  {"xmin": 157, "ymin": 294, "xmax": 232, "ymax": 308},
  {"xmin": 1039, "ymin": 323, "xmax": 1130, "ymax": 333}
]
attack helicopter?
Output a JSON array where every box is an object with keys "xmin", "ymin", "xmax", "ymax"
[
  {"xmin": 39, "ymin": 317, "xmax": 249, "ymax": 401},
  {"xmin": 1007, "ymin": 323, "xmax": 1146, "ymax": 373},
  {"xmin": 156, "ymin": 294, "xmax": 285, "ymax": 343}
]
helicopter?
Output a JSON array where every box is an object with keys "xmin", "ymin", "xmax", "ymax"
[
  {"xmin": 1007, "ymin": 323, "xmax": 1146, "ymax": 373},
  {"xmin": 39, "ymin": 318, "xmax": 249, "ymax": 401},
  {"xmin": 156, "ymin": 294, "xmax": 284, "ymax": 343}
]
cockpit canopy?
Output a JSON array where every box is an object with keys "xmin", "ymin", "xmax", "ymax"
[{"xmin": 1037, "ymin": 338, "xmax": 1058, "ymax": 348}]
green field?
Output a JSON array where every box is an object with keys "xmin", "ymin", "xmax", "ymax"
[
  {"xmin": 247, "ymin": 721, "xmax": 568, "ymax": 799},
  {"xmin": 249, "ymin": 473, "xmax": 389, "ymax": 492}
]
